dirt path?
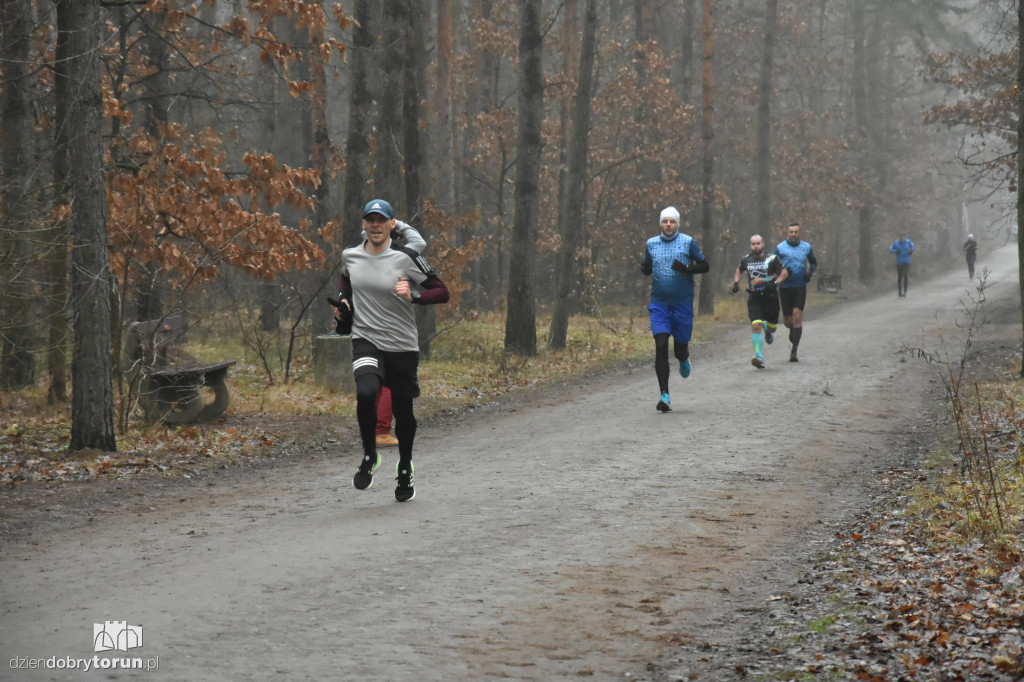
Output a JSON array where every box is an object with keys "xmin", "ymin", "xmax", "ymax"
[{"xmin": 2, "ymin": 248, "xmax": 1018, "ymax": 682}]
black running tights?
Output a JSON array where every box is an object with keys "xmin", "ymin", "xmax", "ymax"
[
  {"xmin": 355, "ymin": 373, "xmax": 415, "ymax": 465},
  {"xmin": 654, "ymin": 333, "xmax": 688, "ymax": 393}
]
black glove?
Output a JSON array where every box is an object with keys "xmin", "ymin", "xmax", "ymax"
[
  {"xmin": 328, "ymin": 297, "xmax": 353, "ymax": 335},
  {"xmin": 640, "ymin": 259, "xmax": 652, "ymax": 276},
  {"xmin": 804, "ymin": 273, "xmax": 812, "ymax": 283},
  {"xmin": 671, "ymin": 259, "xmax": 691, "ymax": 274},
  {"xmin": 731, "ymin": 281, "xmax": 740, "ymax": 294}
]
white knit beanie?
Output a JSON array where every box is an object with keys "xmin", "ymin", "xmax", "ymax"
[{"xmin": 660, "ymin": 206, "xmax": 680, "ymax": 223}]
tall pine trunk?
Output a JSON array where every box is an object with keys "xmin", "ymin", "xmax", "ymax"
[
  {"xmin": 555, "ymin": 0, "xmax": 578, "ymax": 247},
  {"xmin": 754, "ymin": 0, "xmax": 778, "ymax": 236},
  {"xmin": 46, "ymin": 0, "xmax": 73, "ymax": 403},
  {"xmin": 299, "ymin": 17, "xmax": 335, "ymax": 366},
  {"xmin": 66, "ymin": 0, "xmax": 116, "ymax": 452},
  {"xmin": 697, "ymin": 0, "xmax": 716, "ymax": 316},
  {"xmin": 372, "ymin": 2, "xmax": 405, "ymax": 204},
  {"xmin": 0, "ymin": 0, "xmax": 36, "ymax": 389},
  {"xmin": 852, "ymin": 1, "xmax": 874, "ymax": 285},
  {"xmin": 402, "ymin": 1, "xmax": 435, "ymax": 356},
  {"xmin": 549, "ymin": 0, "xmax": 598, "ymax": 349},
  {"xmin": 504, "ymin": 0, "xmax": 543, "ymax": 356},
  {"xmin": 342, "ymin": 0, "xmax": 373, "ymax": 247},
  {"xmin": 135, "ymin": 6, "xmax": 171, "ymax": 322},
  {"xmin": 632, "ymin": 0, "xmax": 661, "ymax": 187},
  {"xmin": 434, "ymin": 0, "xmax": 457, "ymax": 214},
  {"xmin": 1017, "ymin": 0, "xmax": 1024, "ymax": 378}
]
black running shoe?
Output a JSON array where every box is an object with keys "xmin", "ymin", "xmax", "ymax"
[
  {"xmin": 353, "ymin": 452, "xmax": 381, "ymax": 490},
  {"xmin": 789, "ymin": 351, "xmax": 799, "ymax": 363},
  {"xmin": 395, "ymin": 463, "xmax": 415, "ymax": 502}
]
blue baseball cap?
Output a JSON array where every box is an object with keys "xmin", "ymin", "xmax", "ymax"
[{"xmin": 362, "ymin": 199, "xmax": 394, "ymax": 220}]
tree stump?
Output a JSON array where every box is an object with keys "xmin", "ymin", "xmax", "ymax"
[{"xmin": 313, "ymin": 334, "xmax": 355, "ymax": 392}]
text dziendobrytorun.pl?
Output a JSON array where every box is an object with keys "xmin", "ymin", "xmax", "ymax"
[{"xmin": 10, "ymin": 655, "xmax": 159, "ymax": 672}]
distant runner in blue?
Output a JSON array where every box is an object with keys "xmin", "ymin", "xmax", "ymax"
[
  {"xmin": 889, "ymin": 234, "xmax": 914, "ymax": 297},
  {"xmin": 640, "ymin": 206, "xmax": 710, "ymax": 413},
  {"xmin": 774, "ymin": 222, "xmax": 817, "ymax": 363}
]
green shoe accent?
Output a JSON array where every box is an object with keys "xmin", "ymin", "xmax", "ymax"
[
  {"xmin": 353, "ymin": 452, "xmax": 381, "ymax": 490},
  {"xmin": 395, "ymin": 461, "xmax": 415, "ymax": 502}
]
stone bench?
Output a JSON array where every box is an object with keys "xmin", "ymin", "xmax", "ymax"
[{"xmin": 127, "ymin": 316, "xmax": 237, "ymax": 425}]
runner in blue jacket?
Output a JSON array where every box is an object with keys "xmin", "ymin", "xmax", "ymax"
[
  {"xmin": 889, "ymin": 235, "xmax": 914, "ymax": 297},
  {"xmin": 641, "ymin": 206, "xmax": 710, "ymax": 413},
  {"xmin": 774, "ymin": 222, "xmax": 817, "ymax": 362}
]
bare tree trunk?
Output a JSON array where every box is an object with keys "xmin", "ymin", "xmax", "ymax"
[
  {"xmin": 852, "ymin": 1, "xmax": 875, "ymax": 285},
  {"xmin": 342, "ymin": 0, "xmax": 373, "ymax": 247},
  {"xmin": 864, "ymin": 15, "xmax": 894, "ymax": 286},
  {"xmin": 697, "ymin": 0, "xmax": 716, "ymax": 316},
  {"xmin": 633, "ymin": 0, "xmax": 661, "ymax": 186},
  {"xmin": 135, "ymin": 6, "xmax": 171, "ymax": 322},
  {"xmin": 463, "ymin": 0, "xmax": 503, "ymax": 310},
  {"xmin": 1017, "ymin": 0, "xmax": 1024, "ymax": 378},
  {"xmin": 0, "ymin": 0, "xmax": 37, "ymax": 389},
  {"xmin": 305, "ymin": 17, "xmax": 335, "ymax": 353},
  {"xmin": 549, "ymin": 0, "xmax": 598, "ymax": 350},
  {"xmin": 555, "ymin": 0, "xmax": 578, "ymax": 241},
  {"xmin": 372, "ymin": 2, "xmax": 405, "ymax": 205},
  {"xmin": 680, "ymin": 0, "xmax": 697, "ymax": 102},
  {"xmin": 403, "ymin": 1, "xmax": 426, "ymax": 219},
  {"xmin": 754, "ymin": 0, "xmax": 778, "ymax": 236},
  {"xmin": 47, "ymin": 0, "xmax": 73, "ymax": 403},
  {"xmin": 504, "ymin": 0, "xmax": 543, "ymax": 356},
  {"xmin": 434, "ymin": 0, "xmax": 457, "ymax": 214},
  {"xmin": 66, "ymin": 0, "xmax": 116, "ymax": 452},
  {"xmin": 402, "ymin": 1, "xmax": 435, "ymax": 356}
]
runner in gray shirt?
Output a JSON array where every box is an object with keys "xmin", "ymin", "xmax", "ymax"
[
  {"xmin": 360, "ymin": 219, "xmax": 426, "ymax": 447},
  {"xmin": 334, "ymin": 199, "xmax": 449, "ymax": 502}
]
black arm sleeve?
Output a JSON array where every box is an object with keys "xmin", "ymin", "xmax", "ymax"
[
  {"xmin": 334, "ymin": 273, "xmax": 354, "ymax": 335},
  {"xmin": 415, "ymin": 273, "xmax": 450, "ymax": 305},
  {"xmin": 338, "ymin": 273, "xmax": 352, "ymax": 301}
]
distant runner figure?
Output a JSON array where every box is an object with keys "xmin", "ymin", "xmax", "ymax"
[
  {"xmin": 732, "ymin": 234, "xmax": 788, "ymax": 369},
  {"xmin": 640, "ymin": 206, "xmax": 710, "ymax": 412},
  {"xmin": 774, "ymin": 222, "xmax": 817, "ymax": 363},
  {"xmin": 963, "ymin": 233, "xmax": 978, "ymax": 279},
  {"xmin": 889, "ymin": 234, "xmax": 914, "ymax": 297}
]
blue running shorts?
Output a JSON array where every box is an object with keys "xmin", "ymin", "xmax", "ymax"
[{"xmin": 648, "ymin": 301, "xmax": 694, "ymax": 343}]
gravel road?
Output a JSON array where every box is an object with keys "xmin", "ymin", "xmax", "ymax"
[{"xmin": 2, "ymin": 246, "xmax": 1017, "ymax": 682}]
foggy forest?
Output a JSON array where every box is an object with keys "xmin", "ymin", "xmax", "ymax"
[{"xmin": 0, "ymin": 0, "xmax": 1019, "ymax": 449}]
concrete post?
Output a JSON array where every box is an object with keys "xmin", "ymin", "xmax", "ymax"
[{"xmin": 313, "ymin": 334, "xmax": 355, "ymax": 392}]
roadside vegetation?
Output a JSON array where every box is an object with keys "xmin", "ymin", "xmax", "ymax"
[
  {"xmin": 741, "ymin": 280, "xmax": 1024, "ymax": 681},
  {"xmin": 746, "ymin": 365, "xmax": 1024, "ymax": 681}
]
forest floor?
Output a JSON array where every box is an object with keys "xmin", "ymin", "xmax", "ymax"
[{"xmin": 1, "ymin": 247, "xmax": 1023, "ymax": 681}]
